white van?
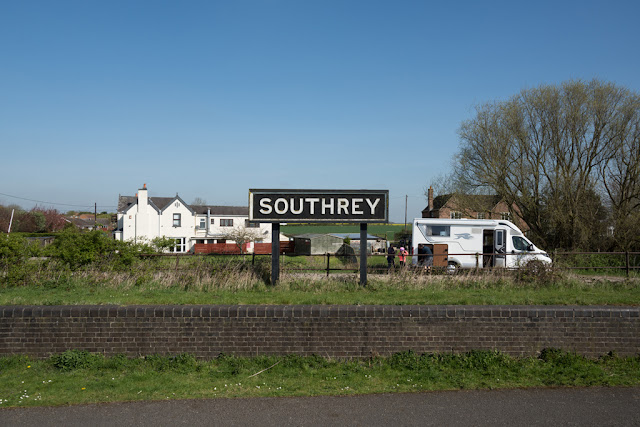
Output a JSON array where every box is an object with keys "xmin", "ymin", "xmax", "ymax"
[{"xmin": 411, "ymin": 218, "xmax": 551, "ymax": 272}]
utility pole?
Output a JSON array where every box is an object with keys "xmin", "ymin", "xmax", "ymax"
[
  {"xmin": 94, "ymin": 203, "xmax": 97, "ymax": 229},
  {"xmin": 404, "ymin": 195, "xmax": 408, "ymax": 231},
  {"xmin": 8, "ymin": 209, "xmax": 14, "ymax": 233}
]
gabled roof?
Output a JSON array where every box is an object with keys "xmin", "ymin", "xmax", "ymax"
[
  {"xmin": 118, "ymin": 195, "xmax": 189, "ymax": 214},
  {"xmin": 118, "ymin": 195, "xmax": 246, "ymax": 216},
  {"xmin": 158, "ymin": 195, "xmax": 195, "ymax": 214}
]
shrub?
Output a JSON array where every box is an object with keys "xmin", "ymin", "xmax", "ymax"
[
  {"xmin": 50, "ymin": 349, "xmax": 104, "ymax": 371},
  {"xmin": 46, "ymin": 229, "xmax": 155, "ymax": 271},
  {"xmin": 0, "ymin": 234, "xmax": 42, "ymax": 286}
]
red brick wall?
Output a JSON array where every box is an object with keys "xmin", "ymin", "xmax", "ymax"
[
  {"xmin": 1, "ymin": 305, "xmax": 638, "ymax": 359},
  {"xmin": 193, "ymin": 243, "xmax": 240, "ymax": 254}
]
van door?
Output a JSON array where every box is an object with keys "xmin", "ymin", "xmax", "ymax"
[
  {"xmin": 482, "ymin": 230, "xmax": 494, "ymax": 268},
  {"xmin": 494, "ymin": 229, "xmax": 506, "ymax": 267},
  {"xmin": 433, "ymin": 244, "xmax": 448, "ymax": 267}
]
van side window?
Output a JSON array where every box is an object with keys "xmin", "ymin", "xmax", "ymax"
[
  {"xmin": 418, "ymin": 224, "xmax": 450, "ymax": 238},
  {"xmin": 512, "ymin": 236, "xmax": 529, "ymax": 251}
]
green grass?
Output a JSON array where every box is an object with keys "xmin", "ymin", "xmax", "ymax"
[
  {"xmin": 1, "ymin": 252, "xmax": 639, "ymax": 306},
  {"xmin": 1, "ymin": 270, "xmax": 639, "ymax": 306},
  {"xmin": 1, "ymin": 350, "xmax": 638, "ymax": 408}
]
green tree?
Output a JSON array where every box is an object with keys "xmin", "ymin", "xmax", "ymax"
[{"xmin": 454, "ymin": 79, "xmax": 640, "ymax": 250}]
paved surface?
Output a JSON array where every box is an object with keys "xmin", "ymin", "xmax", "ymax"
[{"xmin": 1, "ymin": 387, "xmax": 639, "ymax": 426}]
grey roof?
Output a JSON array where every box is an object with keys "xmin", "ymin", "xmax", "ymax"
[
  {"xmin": 118, "ymin": 195, "xmax": 247, "ymax": 216},
  {"xmin": 191, "ymin": 205, "xmax": 249, "ymax": 216},
  {"xmin": 65, "ymin": 217, "xmax": 111, "ymax": 229}
]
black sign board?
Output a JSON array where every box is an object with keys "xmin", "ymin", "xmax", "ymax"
[{"xmin": 249, "ymin": 189, "xmax": 389, "ymax": 223}]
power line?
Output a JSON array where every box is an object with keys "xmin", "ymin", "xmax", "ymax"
[{"xmin": 0, "ymin": 191, "xmax": 114, "ymax": 210}]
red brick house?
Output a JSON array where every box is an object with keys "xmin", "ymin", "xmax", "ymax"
[{"xmin": 422, "ymin": 187, "xmax": 529, "ymax": 232}]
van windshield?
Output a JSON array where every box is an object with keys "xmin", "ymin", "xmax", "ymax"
[
  {"xmin": 417, "ymin": 224, "xmax": 450, "ymax": 239},
  {"xmin": 512, "ymin": 236, "xmax": 531, "ymax": 251}
]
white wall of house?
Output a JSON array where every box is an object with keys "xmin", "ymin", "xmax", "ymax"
[
  {"xmin": 195, "ymin": 216, "xmax": 271, "ymax": 243},
  {"xmin": 158, "ymin": 200, "xmax": 195, "ymax": 240},
  {"xmin": 118, "ymin": 187, "xmax": 161, "ymax": 244},
  {"xmin": 115, "ymin": 186, "xmax": 277, "ymax": 252}
]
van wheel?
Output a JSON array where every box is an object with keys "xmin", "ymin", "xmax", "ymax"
[{"xmin": 446, "ymin": 262, "xmax": 459, "ymax": 274}]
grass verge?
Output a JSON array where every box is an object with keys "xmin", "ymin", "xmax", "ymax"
[
  {"xmin": 1, "ymin": 349, "xmax": 638, "ymax": 408},
  {"xmin": 1, "ymin": 269, "xmax": 639, "ymax": 306}
]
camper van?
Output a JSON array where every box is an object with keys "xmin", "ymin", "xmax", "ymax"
[{"xmin": 411, "ymin": 218, "xmax": 551, "ymax": 272}]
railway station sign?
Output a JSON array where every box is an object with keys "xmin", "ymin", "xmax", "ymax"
[{"xmin": 249, "ymin": 189, "xmax": 389, "ymax": 223}]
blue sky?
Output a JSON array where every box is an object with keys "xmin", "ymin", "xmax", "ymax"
[{"xmin": 1, "ymin": 0, "xmax": 639, "ymax": 222}]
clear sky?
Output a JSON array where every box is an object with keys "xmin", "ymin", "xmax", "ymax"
[{"xmin": 1, "ymin": 0, "xmax": 639, "ymax": 222}]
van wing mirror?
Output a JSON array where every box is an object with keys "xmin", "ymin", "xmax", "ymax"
[{"xmin": 527, "ymin": 244, "xmax": 534, "ymax": 251}]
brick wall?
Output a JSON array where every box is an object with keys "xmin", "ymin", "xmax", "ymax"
[{"xmin": 1, "ymin": 305, "xmax": 638, "ymax": 359}]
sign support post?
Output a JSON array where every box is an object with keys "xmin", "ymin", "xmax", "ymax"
[
  {"xmin": 360, "ymin": 222, "xmax": 367, "ymax": 286},
  {"xmin": 249, "ymin": 189, "xmax": 388, "ymax": 287},
  {"xmin": 271, "ymin": 222, "xmax": 280, "ymax": 285}
]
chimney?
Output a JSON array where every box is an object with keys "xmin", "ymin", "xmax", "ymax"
[
  {"xmin": 137, "ymin": 184, "xmax": 148, "ymax": 213},
  {"xmin": 428, "ymin": 186, "xmax": 434, "ymax": 213}
]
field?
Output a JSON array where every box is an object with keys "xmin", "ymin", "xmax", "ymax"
[{"xmin": 281, "ymin": 223, "xmax": 409, "ymax": 241}]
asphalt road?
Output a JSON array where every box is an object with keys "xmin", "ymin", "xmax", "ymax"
[{"xmin": 1, "ymin": 387, "xmax": 639, "ymax": 426}]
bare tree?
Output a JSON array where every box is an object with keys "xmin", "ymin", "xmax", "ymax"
[
  {"xmin": 191, "ymin": 197, "xmax": 207, "ymax": 206},
  {"xmin": 599, "ymin": 97, "xmax": 640, "ymax": 250},
  {"xmin": 454, "ymin": 79, "xmax": 640, "ymax": 250}
]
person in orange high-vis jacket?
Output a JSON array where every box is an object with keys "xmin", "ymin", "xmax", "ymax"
[{"xmin": 398, "ymin": 247, "xmax": 409, "ymax": 268}]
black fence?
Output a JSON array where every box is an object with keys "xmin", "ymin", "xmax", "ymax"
[{"xmin": 138, "ymin": 251, "xmax": 640, "ymax": 277}]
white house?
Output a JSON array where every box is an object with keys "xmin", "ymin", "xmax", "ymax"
[{"xmin": 113, "ymin": 184, "xmax": 277, "ymax": 253}]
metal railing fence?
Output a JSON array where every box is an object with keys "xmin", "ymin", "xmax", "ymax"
[{"xmin": 133, "ymin": 251, "xmax": 640, "ymax": 277}]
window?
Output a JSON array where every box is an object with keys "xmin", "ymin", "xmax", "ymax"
[
  {"xmin": 450, "ymin": 211, "xmax": 462, "ymax": 219},
  {"xmin": 500, "ymin": 212, "xmax": 512, "ymax": 221},
  {"xmin": 173, "ymin": 213, "xmax": 181, "ymax": 227},
  {"xmin": 210, "ymin": 218, "xmax": 215, "ymax": 225},
  {"xmin": 170, "ymin": 238, "xmax": 186, "ymax": 253},
  {"xmin": 220, "ymin": 219, "xmax": 233, "ymax": 227},
  {"xmin": 512, "ymin": 236, "xmax": 530, "ymax": 251},
  {"xmin": 417, "ymin": 224, "xmax": 450, "ymax": 238},
  {"xmin": 245, "ymin": 219, "xmax": 260, "ymax": 228},
  {"xmin": 199, "ymin": 218, "xmax": 206, "ymax": 229},
  {"xmin": 477, "ymin": 212, "xmax": 486, "ymax": 219}
]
